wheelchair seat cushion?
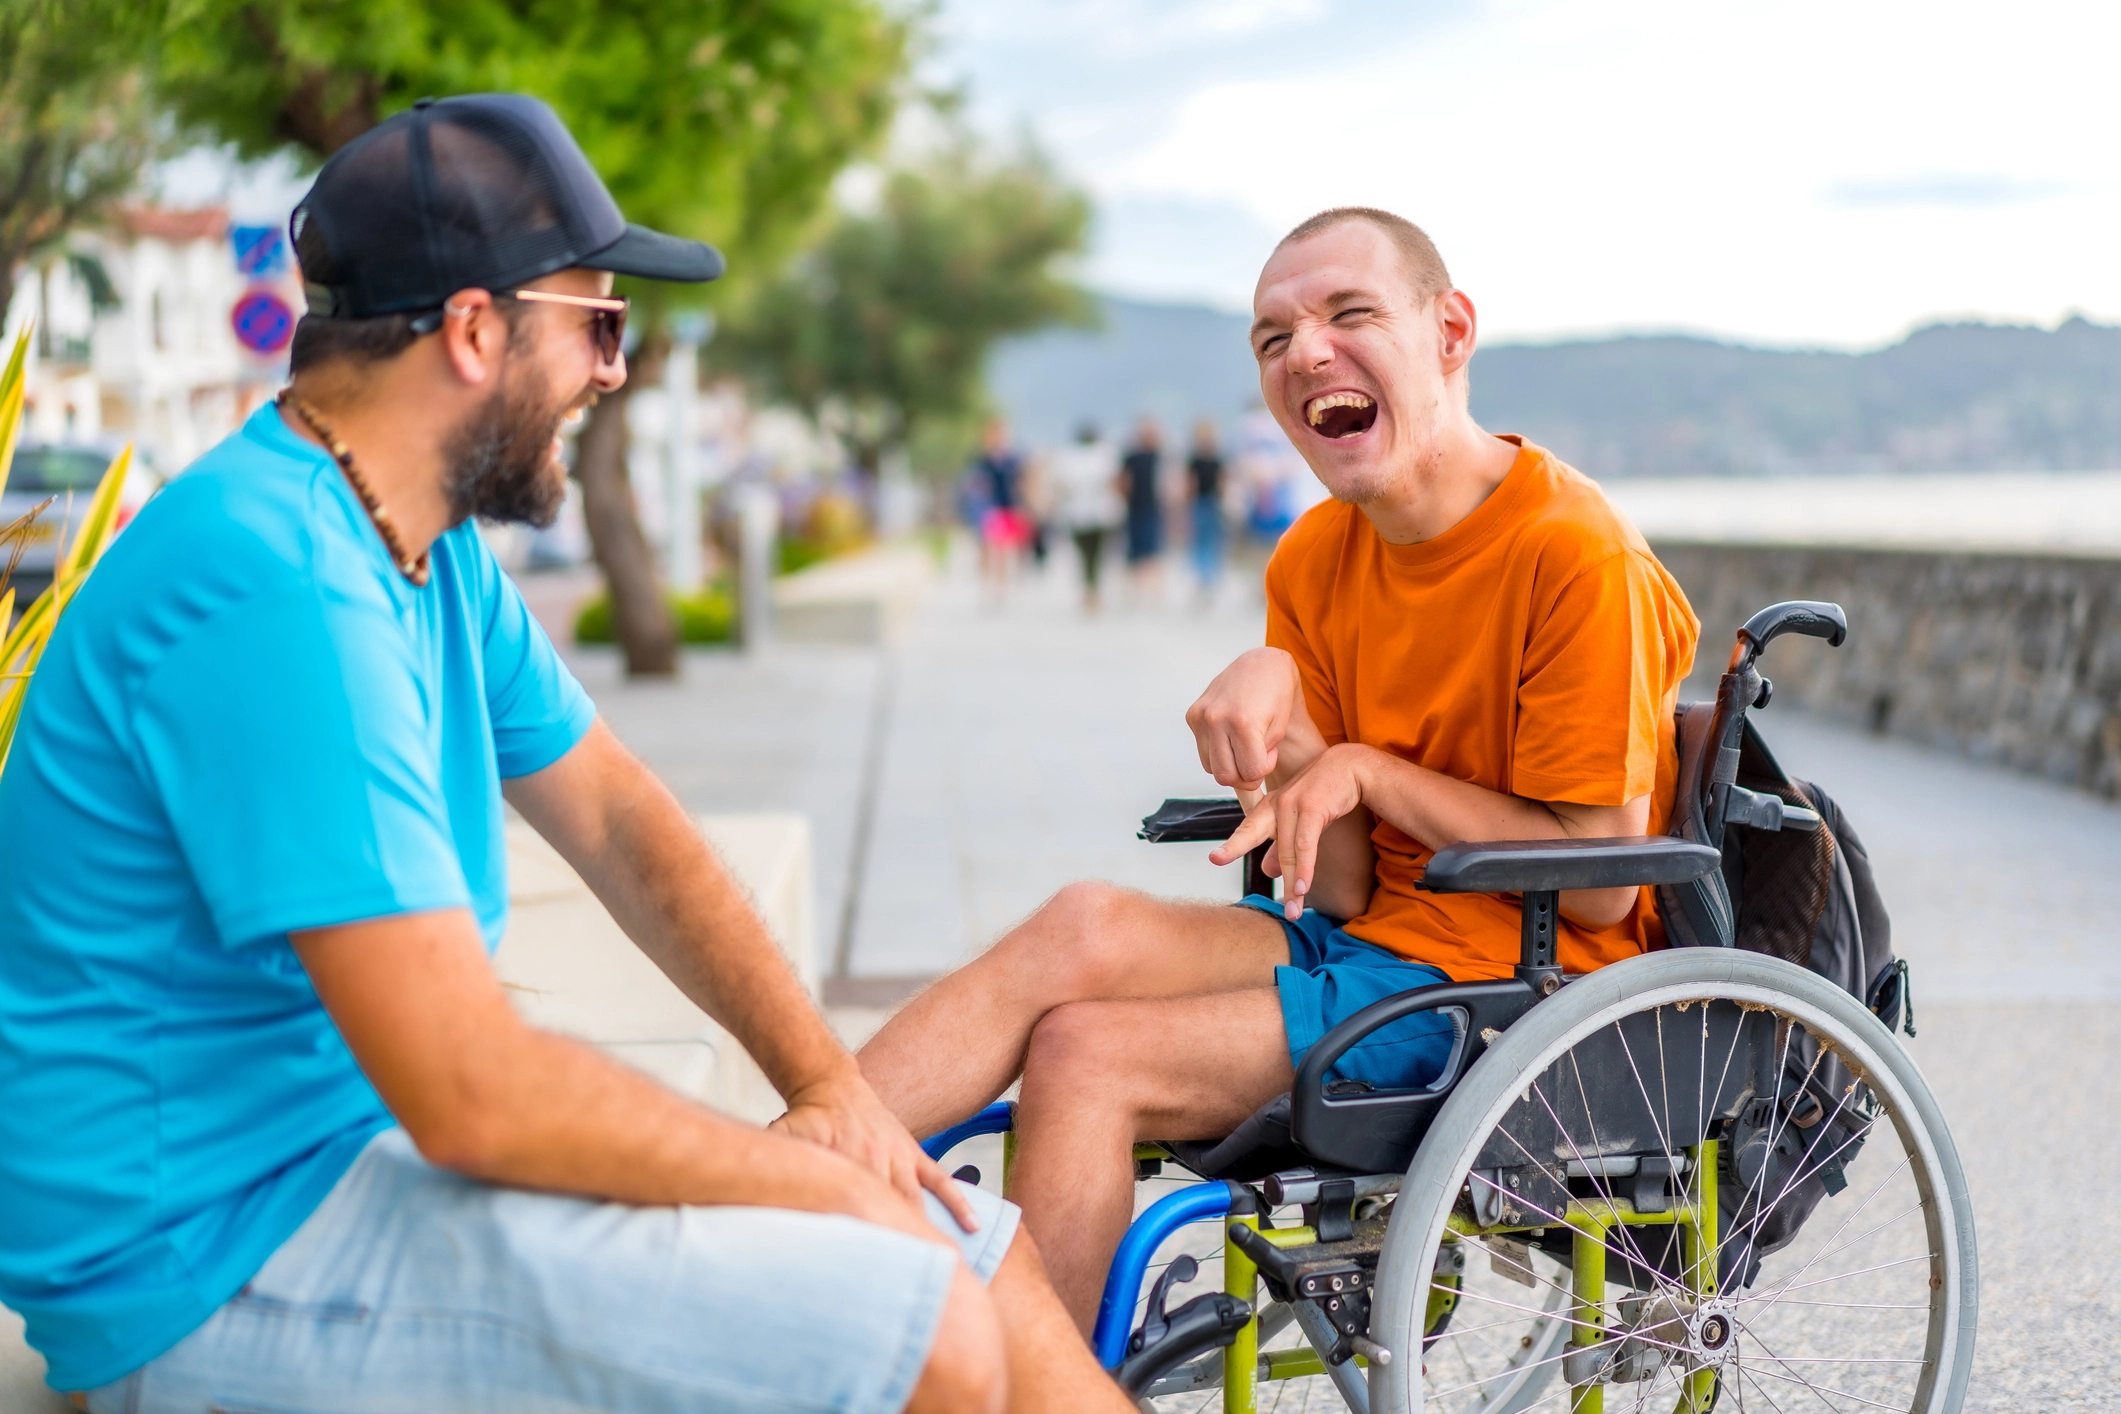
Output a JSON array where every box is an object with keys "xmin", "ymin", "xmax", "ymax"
[
  {"xmin": 1239, "ymin": 894, "xmax": 1457, "ymax": 1092},
  {"xmin": 1162, "ymin": 1092, "xmax": 1305, "ymax": 1181}
]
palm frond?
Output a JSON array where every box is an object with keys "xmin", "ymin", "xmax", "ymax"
[
  {"xmin": 55, "ymin": 444, "xmax": 129, "ymax": 581},
  {"xmin": 0, "ymin": 436, "xmax": 131, "ymax": 769},
  {"xmin": 0, "ymin": 325, "xmax": 32, "ymax": 501}
]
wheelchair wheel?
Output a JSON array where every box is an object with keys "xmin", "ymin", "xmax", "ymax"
[{"xmin": 1367, "ymin": 949, "xmax": 1976, "ymax": 1414}]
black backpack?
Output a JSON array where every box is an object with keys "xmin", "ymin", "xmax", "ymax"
[{"xmin": 1659, "ymin": 701, "xmax": 1914, "ymax": 1286}]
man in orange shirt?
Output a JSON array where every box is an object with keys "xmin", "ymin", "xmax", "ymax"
[{"xmin": 859, "ymin": 207, "xmax": 1699, "ymax": 1327}]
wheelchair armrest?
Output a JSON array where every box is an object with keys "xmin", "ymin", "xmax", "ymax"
[
  {"xmin": 1419, "ymin": 835, "xmax": 1721, "ymax": 895},
  {"xmin": 1138, "ymin": 796, "xmax": 1247, "ymax": 843},
  {"xmin": 1290, "ymin": 978, "xmax": 1539, "ymax": 1175}
]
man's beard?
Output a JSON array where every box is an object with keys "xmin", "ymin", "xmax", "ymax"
[{"xmin": 442, "ymin": 361, "xmax": 578, "ymax": 529}]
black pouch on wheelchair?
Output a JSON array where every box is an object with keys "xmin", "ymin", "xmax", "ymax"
[
  {"xmin": 1662, "ymin": 703, "xmax": 1908, "ymax": 1030},
  {"xmin": 1659, "ymin": 703, "xmax": 1911, "ymax": 1283}
]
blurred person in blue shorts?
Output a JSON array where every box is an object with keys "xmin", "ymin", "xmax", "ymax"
[
  {"xmin": 1186, "ymin": 419, "xmax": 1228, "ymax": 601},
  {"xmin": 0, "ymin": 94, "xmax": 1128, "ymax": 1414},
  {"xmin": 1118, "ymin": 417, "xmax": 1165, "ymax": 603}
]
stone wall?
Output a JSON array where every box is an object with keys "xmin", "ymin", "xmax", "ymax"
[{"xmin": 1655, "ymin": 542, "xmax": 2121, "ymax": 796}]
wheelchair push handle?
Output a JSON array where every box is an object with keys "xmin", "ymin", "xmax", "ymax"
[{"xmin": 1729, "ymin": 600, "xmax": 1847, "ymax": 672}]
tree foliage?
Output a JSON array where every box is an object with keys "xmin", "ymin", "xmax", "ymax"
[
  {"xmin": 145, "ymin": 0, "xmax": 914, "ymax": 676},
  {"xmin": 709, "ymin": 134, "xmax": 1095, "ymax": 476},
  {"xmin": 0, "ymin": 1, "xmax": 166, "ymax": 323},
  {"xmin": 150, "ymin": 0, "xmax": 911, "ymax": 306}
]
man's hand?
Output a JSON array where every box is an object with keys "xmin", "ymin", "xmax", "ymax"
[
  {"xmin": 1212, "ymin": 743, "xmax": 1380, "ymax": 919},
  {"xmin": 773, "ymin": 1067, "xmax": 981, "ymax": 1233},
  {"xmin": 1186, "ymin": 647, "xmax": 1325, "ymax": 790}
]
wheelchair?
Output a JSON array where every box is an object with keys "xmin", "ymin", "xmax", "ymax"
[{"xmin": 925, "ymin": 602, "xmax": 1977, "ymax": 1414}]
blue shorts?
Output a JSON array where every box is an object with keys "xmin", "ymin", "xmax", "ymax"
[
  {"xmin": 1242, "ymin": 894, "xmax": 1458, "ymax": 1093},
  {"xmin": 90, "ymin": 1128, "xmax": 1017, "ymax": 1414}
]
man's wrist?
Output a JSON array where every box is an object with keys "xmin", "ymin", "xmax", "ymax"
[{"xmin": 781, "ymin": 1055, "xmax": 866, "ymax": 1109}]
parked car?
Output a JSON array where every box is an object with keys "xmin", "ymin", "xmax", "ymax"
[{"xmin": 1, "ymin": 440, "xmax": 162, "ymax": 615}]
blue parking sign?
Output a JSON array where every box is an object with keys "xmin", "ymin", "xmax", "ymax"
[{"xmin": 232, "ymin": 225, "xmax": 289, "ymax": 278}]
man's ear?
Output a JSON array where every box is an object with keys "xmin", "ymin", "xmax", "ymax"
[
  {"xmin": 438, "ymin": 288, "xmax": 506, "ymax": 388},
  {"xmin": 1436, "ymin": 289, "xmax": 1479, "ymax": 379}
]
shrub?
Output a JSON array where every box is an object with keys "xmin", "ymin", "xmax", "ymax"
[{"xmin": 575, "ymin": 579, "xmax": 736, "ymax": 646}]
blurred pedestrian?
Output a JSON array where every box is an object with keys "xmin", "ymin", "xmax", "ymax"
[
  {"xmin": 970, "ymin": 417, "xmax": 1028, "ymax": 600},
  {"xmin": 1120, "ymin": 417, "xmax": 1164, "ymax": 603},
  {"xmin": 1186, "ymin": 418, "xmax": 1227, "ymax": 602},
  {"xmin": 1021, "ymin": 451, "xmax": 1053, "ymax": 570},
  {"xmin": 1050, "ymin": 421, "xmax": 1122, "ymax": 612}
]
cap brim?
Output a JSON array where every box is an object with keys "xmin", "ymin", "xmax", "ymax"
[{"xmin": 580, "ymin": 223, "xmax": 725, "ymax": 283}]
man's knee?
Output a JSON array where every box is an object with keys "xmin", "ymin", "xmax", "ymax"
[
  {"xmin": 1019, "ymin": 1000, "xmax": 1138, "ymax": 1105},
  {"xmin": 906, "ymin": 1265, "xmax": 1006, "ymax": 1414},
  {"xmin": 1012, "ymin": 881, "xmax": 1149, "ymax": 995}
]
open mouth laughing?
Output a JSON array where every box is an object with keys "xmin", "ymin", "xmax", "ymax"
[{"xmin": 1305, "ymin": 391, "xmax": 1377, "ymax": 439}]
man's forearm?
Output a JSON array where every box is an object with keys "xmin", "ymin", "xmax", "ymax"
[
  {"xmin": 585, "ymin": 791, "xmax": 852, "ymax": 1103},
  {"xmin": 1347, "ymin": 748, "xmax": 1648, "ymax": 926},
  {"xmin": 295, "ymin": 910, "xmax": 914, "ymax": 1232},
  {"xmin": 507, "ymin": 722, "xmax": 854, "ymax": 1106},
  {"xmin": 443, "ymin": 1020, "xmax": 864, "ymax": 1211}
]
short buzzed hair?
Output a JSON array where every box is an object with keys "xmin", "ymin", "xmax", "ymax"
[{"xmin": 1276, "ymin": 207, "xmax": 1452, "ymax": 303}]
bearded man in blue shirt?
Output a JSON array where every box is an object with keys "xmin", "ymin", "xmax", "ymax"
[{"xmin": 0, "ymin": 95, "xmax": 1123, "ymax": 1414}]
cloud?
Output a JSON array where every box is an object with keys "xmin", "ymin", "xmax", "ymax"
[
  {"xmin": 1825, "ymin": 174, "xmax": 2068, "ymax": 209},
  {"xmin": 1084, "ymin": 194, "xmax": 1282, "ymax": 312},
  {"xmin": 932, "ymin": 0, "xmax": 2121, "ymax": 346}
]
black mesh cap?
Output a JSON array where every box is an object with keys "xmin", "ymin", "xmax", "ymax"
[{"xmin": 292, "ymin": 93, "xmax": 723, "ymax": 321}]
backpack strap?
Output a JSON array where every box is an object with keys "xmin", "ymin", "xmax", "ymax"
[{"xmin": 1659, "ymin": 702, "xmax": 1736, "ymax": 947}]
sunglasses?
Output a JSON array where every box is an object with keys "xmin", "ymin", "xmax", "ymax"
[{"xmin": 502, "ymin": 288, "xmax": 629, "ymax": 365}]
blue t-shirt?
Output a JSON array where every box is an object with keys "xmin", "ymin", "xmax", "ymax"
[{"xmin": 0, "ymin": 404, "xmax": 595, "ymax": 1390}]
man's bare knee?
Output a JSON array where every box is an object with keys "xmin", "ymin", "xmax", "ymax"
[
  {"xmin": 1012, "ymin": 881, "xmax": 1141, "ymax": 996},
  {"xmin": 905, "ymin": 1265, "xmax": 1006, "ymax": 1414},
  {"xmin": 1020, "ymin": 1002, "xmax": 1126, "ymax": 1093}
]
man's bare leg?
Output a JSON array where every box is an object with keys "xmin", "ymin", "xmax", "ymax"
[
  {"xmin": 905, "ymin": 1236, "xmax": 1138, "ymax": 1414},
  {"xmin": 859, "ymin": 884, "xmax": 1287, "ymax": 1138},
  {"xmin": 1010, "ymin": 988, "xmax": 1294, "ymax": 1328},
  {"xmin": 907, "ymin": 1265, "xmax": 1007, "ymax": 1414},
  {"xmin": 988, "ymin": 1228, "xmax": 1140, "ymax": 1414}
]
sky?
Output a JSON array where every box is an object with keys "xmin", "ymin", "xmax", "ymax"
[{"xmin": 931, "ymin": 0, "xmax": 2121, "ymax": 348}]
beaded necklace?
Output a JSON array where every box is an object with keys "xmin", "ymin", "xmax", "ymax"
[{"xmin": 278, "ymin": 390, "xmax": 431, "ymax": 587}]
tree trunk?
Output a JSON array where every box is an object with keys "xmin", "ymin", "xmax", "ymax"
[
  {"xmin": 574, "ymin": 341, "xmax": 678, "ymax": 676},
  {"xmin": 849, "ymin": 437, "xmax": 883, "ymax": 524}
]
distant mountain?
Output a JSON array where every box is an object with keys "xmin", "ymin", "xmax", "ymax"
[
  {"xmin": 987, "ymin": 297, "xmax": 2121, "ymax": 476},
  {"xmin": 1475, "ymin": 318, "xmax": 2121, "ymax": 477},
  {"xmin": 986, "ymin": 296, "xmax": 1260, "ymax": 448}
]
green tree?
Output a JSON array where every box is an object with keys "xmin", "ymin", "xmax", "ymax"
[
  {"xmin": 0, "ymin": 2, "xmax": 165, "ymax": 327},
  {"xmin": 709, "ymin": 134, "xmax": 1095, "ymax": 484},
  {"xmin": 149, "ymin": 0, "xmax": 911, "ymax": 674}
]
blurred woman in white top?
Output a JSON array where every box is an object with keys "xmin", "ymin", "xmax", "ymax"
[{"xmin": 1048, "ymin": 422, "xmax": 1124, "ymax": 613}]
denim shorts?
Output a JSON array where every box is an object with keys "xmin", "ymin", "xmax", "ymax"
[
  {"xmin": 1242, "ymin": 894, "xmax": 1458, "ymax": 1092},
  {"xmin": 90, "ymin": 1128, "xmax": 1018, "ymax": 1414}
]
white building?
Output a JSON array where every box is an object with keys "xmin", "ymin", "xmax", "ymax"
[{"xmin": 4, "ymin": 207, "xmax": 286, "ymax": 477}]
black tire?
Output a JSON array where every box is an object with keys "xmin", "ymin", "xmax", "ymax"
[{"xmin": 1368, "ymin": 949, "xmax": 1977, "ymax": 1414}]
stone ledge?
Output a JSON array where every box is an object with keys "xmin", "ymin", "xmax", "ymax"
[
  {"xmin": 1656, "ymin": 541, "xmax": 2121, "ymax": 796},
  {"xmin": 771, "ymin": 542, "xmax": 935, "ymax": 645},
  {"xmin": 495, "ymin": 812, "xmax": 816, "ymax": 1123}
]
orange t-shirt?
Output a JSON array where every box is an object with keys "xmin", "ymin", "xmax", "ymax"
[{"xmin": 1264, "ymin": 437, "xmax": 1699, "ymax": 982}]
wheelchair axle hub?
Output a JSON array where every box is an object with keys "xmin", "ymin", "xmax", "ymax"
[{"xmin": 1689, "ymin": 1299, "xmax": 1737, "ymax": 1364}]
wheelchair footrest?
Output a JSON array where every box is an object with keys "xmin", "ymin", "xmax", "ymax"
[
  {"xmin": 1116, "ymin": 1292, "xmax": 1254, "ymax": 1395},
  {"xmin": 1227, "ymin": 1217, "xmax": 1387, "ymax": 1303}
]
